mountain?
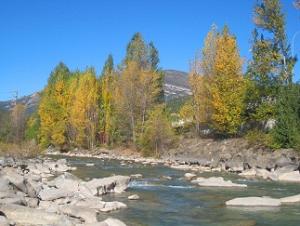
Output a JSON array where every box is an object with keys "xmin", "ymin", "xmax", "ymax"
[
  {"xmin": 163, "ymin": 70, "xmax": 191, "ymax": 101},
  {"xmin": 0, "ymin": 92, "xmax": 40, "ymax": 115},
  {"xmin": 0, "ymin": 69, "xmax": 191, "ymax": 113}
]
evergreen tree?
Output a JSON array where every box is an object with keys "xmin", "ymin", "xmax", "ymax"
[
  {"xmin": 248, "ymin": 0, "xmax": 296, "ymax": 122},
  {"xmin": 273, "ymin": 84, "xmax": 300, "ymax": 148}
]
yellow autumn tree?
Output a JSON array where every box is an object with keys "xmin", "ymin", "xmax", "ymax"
[
  {"xmin": 69, "ymin": 68, "xmax": 99, "ymax": 149},
  {"xmin": 188, "ymin": 25, "xmax": 217, "ymax": 134},
  {"xmin": 210, "ymin": 26, "xmax": 246, "ymax": 135},
  {"xmin": 38, "ymin": 63, "xmax": 71, "ymax": 148}
]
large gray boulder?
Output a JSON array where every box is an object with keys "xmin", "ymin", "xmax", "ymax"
[
  {"xmin": 226, "ymin": 197, "xmax": 281, "ymax": 207},
  {"xmin": 0, "ymin": 178, "xmax": 10, "ymax": 192},
  {"xmin": 58, "ymin": 205, "xmax": 98, "ymax": 223},
  {"xmin": 1, "ymin": 168, "xmax": 27, "ymax": 193},
  {"xmin": 0, "ymin": 204, "xmax": 76, "ymax": 225},
  {"xmin": 38, "ymin": 187, "xmax": 74, "ymax": 201},
  {"xmin": 85, "ymin": 175, "xmax": 130, "ymax": 195}
]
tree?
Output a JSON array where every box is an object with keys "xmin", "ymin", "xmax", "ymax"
[
  {"xmin": 210, "ymin": 27, "xmax": 246, "ymax": 135},
  {"xmin": 99, "ymin": 55, "xmax": 118, "ymax": 145},
  {"xmin": 114, "ymin": 61, "xmax": 160, "ymax": 144},
  {"xmin": 272, "ymin": 84, "xmax": 300, "ymax": 148},
  {"xmin": 25, "ymin": 112, "xmax": 40, "ymax": 142},
  {"xmin": 38, "ymin": 62, "xmax": 71, "ymax": 148},
  {"xmin": 124, "ymin": 33, "xmax": 164, "ymax": 103},
  {"xmin": 125, "ymin": 33, "xmax": 148, "ymax": 69},
  {"xmin": 140, "ymin": 105, "xmax": 175, "ymax": 157},
  {"xmin": 10, "ymin": 103, "xmax": 26, "ymax": 144},
  {"xmin": 69, "ymin": 68, "xmax": 99, "ymax": 149},
  {"xmin": 248, "ymin": 0, "xmax": 296, "ymax": 123},
  {"xmin": 189, "ymin": 25, "xmax": 217, "ymax": 134}
]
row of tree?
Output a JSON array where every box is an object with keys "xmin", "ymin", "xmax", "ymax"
[
  {"xmin": 29, "ymin": 33, "xmax": 174, "ymax": 155},
  {"xmin": 182, "ymin": 0, "xmax": 299, "ymax": 149}
]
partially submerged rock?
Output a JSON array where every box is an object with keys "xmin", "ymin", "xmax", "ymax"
[
  {"xmin": 191, "ymin": 177, "xmax": 247, "ymax": 188},
  {"xmin": 280, "ymin": 194, "xmax": 300, "ymax": 203},
  {"xmin": 128, "ymin": 194, "xmax": 140, "ymax": 200},
  {"xmin": 85, "ymin": 175, "xmax": 130, "ymax": 195},
  {"xmin": 184, "ymin": 173, "xmax": 197, "ymax": 180},
  {"xmin": 226, "ymin": 197, "xmax": 281, "ymax": 207}
]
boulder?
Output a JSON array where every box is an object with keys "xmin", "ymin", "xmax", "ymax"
[
  {"xmin": 0, "ymin": 215, "xmax": 9, "ymax": 226},
  {"xmin": 85, "ymin": 176, "xmax": 130, "ymax": 195},
  {"xmin": 275, "ymin": 155, "xmax": 292, "ymax": 168},
  {"xmin": 0, "ymin": 178, "xmax": 11, "ymax": 192},
  {"xmin": 277, "ymin": 171, "xmax": 300, "ymax": 182},
  {"xmin": 128, "ymin": 194, "xmax": 140, "ymax": 200},
  {"xmin": 0, "ymin": 196, "xmax": 26, "ymax": 205},
  {"xmin": 130, "ymin": 174, "xmax": 143, "ymax": 179},
  {"xmin": 226, "ymin": 197, "xmax": 281, "ymax": 207},
  {"xmin": 103, "ymin": 218, "xmax": 127, "ymax": 226},
  {"xmin": 99, "ymin": 201, "xmax": 127, "ymax": 212},
  {"xmin": 0, "ymin": 204, "xmax": 76, "ymax": 225},
  {"xmin": 38, "ymin": 187, "xmax": 74, "ymax": 201},
  {"xmin": 280, "ymin": 194, "xmax": 300, "ymax": 203},
  {"xmin": 184, "ymin": 173, "xmax": 197, "ymax": 180},
  {"xmin": 191, "ymin": 177, "xmax": 247, "ymax": 188},
  {"xmin": 2, "ymin": 168, "xmax": 27, "ymax": 193},
  {"xmin": 275, "ymin": 164, "xmax": 299, "ymax": 174},
  {"xmin": 225, "ymin": 159, "xmax": 244, "ymax": 172},
  {"xmin": 84, "ymin": 218, "xmax": 127, "ymax": 226},
  {"xmin": 59, "ymin": 205, "xmax": 98, "ymax": 223},
  {"xmin": 25, "ymin": 179, "xmax": 42, "ymax": 198},
  {"xmin": 238, "ymin": 168, "xmax": 256, "ymax": 177},
  {"xmin": 25, "ymin": 197, "xmax": 39, "ymax": 208}
]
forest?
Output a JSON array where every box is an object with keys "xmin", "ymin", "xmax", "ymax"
[{"xmin": 0, "ymin": 0, "xmax": 299, "ymax": 156}]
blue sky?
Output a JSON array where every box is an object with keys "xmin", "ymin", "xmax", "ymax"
[{"xmin": 0, "ymin": 0, "xmax": 299, "ymax": 100}]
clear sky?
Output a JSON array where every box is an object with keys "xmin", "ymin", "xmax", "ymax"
[{"xmin": 0, "ymin": 0, "xmax": 299, "ymax": 100}]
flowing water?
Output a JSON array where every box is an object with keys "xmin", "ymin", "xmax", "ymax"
[{"xmin": 55, "ymin": 156, "xmax": 300, "ymax": 226}]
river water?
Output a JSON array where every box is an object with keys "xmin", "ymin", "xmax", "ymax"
[{"xmin": 59, "ymin": 156, "xmax": 300, "ymax": 226}]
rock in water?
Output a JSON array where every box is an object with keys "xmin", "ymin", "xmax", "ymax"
[
  {"xmin": 85, "ymin": 175, "xmax": 130, "ymax": 195},
  {"xmin": 128, "ymin": 194, "xmax": 140, "ymax": 200},
  {"xmin": 280, "ymin": 194, "xmax": 300, "ymax": 203},
  {"xmin": 184, "ymin": 173, "xmax": 197, "ymax": 180},
  {"xmin": 191, "ymin": 177, "xmax": 247, "ymax": 187},
  {"xmin": 277, "ymin": 171, "xmax": 300, "ymax": 182},
  {"xmin": 226, "ymin": 197, "xmax": 281, "ymax": 207}
]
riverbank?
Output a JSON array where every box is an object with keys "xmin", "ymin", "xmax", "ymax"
[{"xmin": 47, "ymin": 137, "xmax": 300, "ymax": 183}]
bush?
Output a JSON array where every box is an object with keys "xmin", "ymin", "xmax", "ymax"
[
  {"xmin": 0, "ymin": 141, "xmax": 41, "ymax": 158},
  {"xmin": 245, "ymin": 129, "xmax": 280, "ymax": 149}
]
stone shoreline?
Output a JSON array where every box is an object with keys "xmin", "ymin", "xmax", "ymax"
[
  {"xmin": 0, "ymin": 156, "xmax": 129, "ymax": 226},
  {"xmin": 47, "ymin": 140, "xmax": 300, "ymax": 183}
]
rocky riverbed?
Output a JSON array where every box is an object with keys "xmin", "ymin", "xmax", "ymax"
[
  {"xmin": 1, "ymin": 143, "xmax": 300, "ymax": 225},
  {"xmin": 0, "ymin": 157, "xmax": 129, "ymax": 225}
]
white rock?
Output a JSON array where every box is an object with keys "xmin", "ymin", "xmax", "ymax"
[
  {"xmin": 238, "ymin": 169, "xmax": 256, "ymax": 177},
  {"xmin": 226, "ymin": 197, "xmax": 281, "ymax": 207},
  {"xmin": 128, "ymin": 194, "xmax": 140, "ymax": 200},
  {"xmin": 280, "ymin": 194, "xmax": 300, "ymax": 203},
  {"xmin": 184, "ymin": 173, "xmax": 197, "ymax": 180},
  {"xmin": 278, "ymin": 171, "xmax": 300, "ymax": 182},
  {"xmin": 191, "ymin": 177, "xmax": 247, "ymax": 188}
]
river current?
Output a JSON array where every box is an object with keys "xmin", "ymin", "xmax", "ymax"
[{"xmin": 57, "ymin": 156, "xmax": 300, "ymax": 226}]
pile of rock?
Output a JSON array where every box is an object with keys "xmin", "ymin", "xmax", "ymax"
[{"xmin": 0, "ymin": 157, "xmax": 129, "ymax": 226}]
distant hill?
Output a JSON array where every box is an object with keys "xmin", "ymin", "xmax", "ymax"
[
  {"xmin": 0, "ymin": 69, "xmax": 191, "ymax": 113},
  {"xmin": 0, "ymin": 92, "xmax": 40, "ymax": 115},
  {"xmin": 163, "ymin": 70, "xmax": 191, "ymax": 101}
]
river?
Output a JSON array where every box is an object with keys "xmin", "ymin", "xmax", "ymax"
[{"xmin": 58, "ymin": 156, "xmax": 300, "ymax": 226}]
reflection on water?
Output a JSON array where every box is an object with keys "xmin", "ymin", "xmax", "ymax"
[{"xmin": 52, "ymin": 156, "xmax": 300, "ymax": 226}]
